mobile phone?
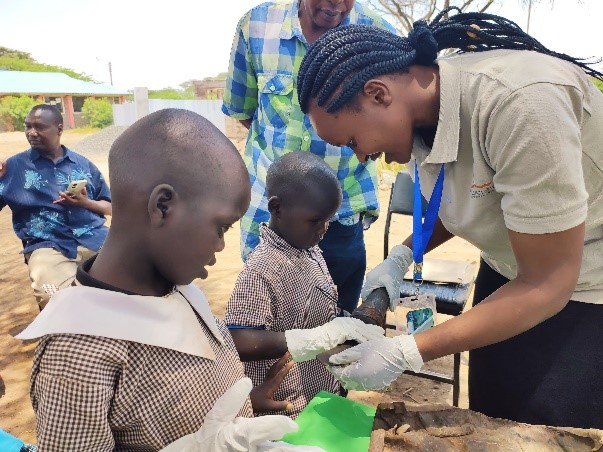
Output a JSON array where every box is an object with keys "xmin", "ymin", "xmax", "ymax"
[
  {"xmin": 407, "ymin": 307, "xmax": 434, "ymax": 334},
  {"xmin": 66, "ymin": 179, "xmax": 87, "ymax": 194}
]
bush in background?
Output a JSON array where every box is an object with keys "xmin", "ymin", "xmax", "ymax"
[
  {"xmin": 81, "ymin": 98, "xmax": 113, "ymax": 128},
  {"xmin": 0, "ymin": 95, "xmax": 37, "ymax": 131},
  {"xmin": 148, "ymin": 86, "xmax": 196, "ymax": 100}
]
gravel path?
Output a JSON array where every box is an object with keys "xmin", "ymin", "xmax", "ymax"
[{"xmin": 75, "ymin": 125, "xmax": 127, "ymax": 156}]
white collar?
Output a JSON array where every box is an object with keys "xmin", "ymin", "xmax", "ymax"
[{"xmin": 16, "ymin": 284, "xmax": 223, "ymax": 360}]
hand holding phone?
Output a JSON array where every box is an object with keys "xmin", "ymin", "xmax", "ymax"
[
  {"xmin": 53, "ymin": 180, "xmax": 88, "ymax": 204},
  {"xmin": 66, "ymin": 179, "xmax": 87, "ymax": 194}
]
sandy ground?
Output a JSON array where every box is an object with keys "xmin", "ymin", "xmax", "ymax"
[{"xmin": 0, "ymin": 130, "xmax": 480, "ymax": 444}]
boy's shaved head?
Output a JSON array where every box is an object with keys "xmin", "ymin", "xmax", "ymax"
[
  {"xmin": 100, "ymin": 108, "xmax": 250, "ymax": 290},
  {"xmin": 266, "ymin": 151, "xmax": 341, "ymax": 205},
  {"xmin": 108, "ymin": 108, "xmax": 247, "ymax": 211},
  {"xmin": 266, "ymin": 152, "xmax": 342, "ymax": 251}
]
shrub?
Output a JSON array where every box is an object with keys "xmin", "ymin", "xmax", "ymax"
[
  {"xmin": 148, "ymin": 87, "xmax": 196, "ymax": 100},
  {"xmin": 81, "ymin": 98, "xmax": 113, "ymax": 128},
  {"xmin": 0, "ymin": 95, "xmax": 37, "ymax": 131}
]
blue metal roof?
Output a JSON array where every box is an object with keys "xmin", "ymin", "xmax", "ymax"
[{"xmin": 0, "ymin": 70, "xmax": 129, "ymax": 96}]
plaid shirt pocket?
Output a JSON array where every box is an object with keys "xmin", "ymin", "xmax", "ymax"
[{"xmin": 258, "ymin": 73, "xmax": 295, "ymax": 129}]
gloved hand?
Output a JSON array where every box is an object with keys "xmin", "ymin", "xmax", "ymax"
[
  {"xmin": 360, "ymin": 244, "xmax": 413, "ymax": 309},
  {"xmin": 284, "ymin": 317, "xmax": 385, "ymax": 362},
  {"xmin": 327, "ymin": 335, "xmax": 423, "ymax": 391},
  {"xmin": 258, "ymin": 441, "xmax": 326, "ymax": 451},
  {"xmin": 160, "ymin": 378, "xmax": 320, "ymax": 452}
]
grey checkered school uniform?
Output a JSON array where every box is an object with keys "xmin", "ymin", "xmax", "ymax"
[
  {"xmin": 31, "ymin": 309, "xmax": 250, "ymax": 451},
  {"xmin": 225, "ymin": 224, "xmax": 341, "ymax": 418}
]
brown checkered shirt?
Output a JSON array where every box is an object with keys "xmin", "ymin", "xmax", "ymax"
[
  {"xmin": 225, "ymin": 224, "xmax": 341, "ymax": 418},
  {"xmin": 30, "ymin": 268, "xmax": 251, "ymax": 451}
]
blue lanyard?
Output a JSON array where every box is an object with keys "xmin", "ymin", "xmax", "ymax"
[{"xmin": 412, "ymin": 162, "xmax": 445, "ymax": 283}]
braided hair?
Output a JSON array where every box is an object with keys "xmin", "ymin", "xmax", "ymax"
[{"xmin": 298, "ymin": 7, "xmax": 603, "ymax": 114}]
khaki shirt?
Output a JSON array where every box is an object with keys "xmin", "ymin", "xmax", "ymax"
[{"xmin": 412, "ymin": 49, "xmax": 603, "ymax": 304}]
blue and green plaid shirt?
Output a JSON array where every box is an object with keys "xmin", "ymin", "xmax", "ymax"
[{"xmin": 222, "ymin": 0, "xmax": 395, "ymax": 259}]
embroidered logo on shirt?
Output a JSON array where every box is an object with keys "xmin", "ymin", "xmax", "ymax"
[{"xmin": 470, "ymin": 181, "xmax": 494, "ymax": 198}]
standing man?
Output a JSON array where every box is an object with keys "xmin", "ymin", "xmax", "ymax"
[
  {"xmin": 222, "ymin": 0, "xmax": 395, "ymax": 314},
  {"xmin": 0, "ymin": 104, "xmax": 111, "ymax": 309}
]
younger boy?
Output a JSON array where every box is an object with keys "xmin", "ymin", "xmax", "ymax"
[
  {"xmin": 16, "ymin": 110, "xmax": 376, "ymax": 451},
  {"xmin": 226, "ymin": 152, "xmax": 383, "ymax": 418}
]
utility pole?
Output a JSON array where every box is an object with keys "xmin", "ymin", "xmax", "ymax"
[{"xmin": 108, "ymin": 61, "xmax": 113, "ymax": 86}]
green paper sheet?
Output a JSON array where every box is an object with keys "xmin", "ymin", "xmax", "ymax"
[{"xmin": 281, "ymin": 391, "xmax": 376, "ymax": 452}]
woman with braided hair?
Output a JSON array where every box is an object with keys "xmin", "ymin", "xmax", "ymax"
[{"xmin": 297, "ymin": 8, "xmax": 603, "ymax": 428}]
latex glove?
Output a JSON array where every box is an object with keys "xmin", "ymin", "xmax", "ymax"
[
  {"xmin": 160, "ymin": 378, "xmax": 298, "ymax": 452},
  {"xmin": 258, "ymin": 441, "xmax": 326, "ymax": 451},
  {"xmin": 360, "ymin": 244, "xmax": 413, "ymax": 309},
  {"xmin": 327, "ymin": 335, "xmax": 423, "ymax": 391},
  {"xmin": 284, "ymin": 317, "xmax": 385, "ymax": 362}
]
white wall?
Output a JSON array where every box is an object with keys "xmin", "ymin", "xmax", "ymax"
[{"xmin": 113, "ymin": 99, "xmax": 226, "ymax": 133}]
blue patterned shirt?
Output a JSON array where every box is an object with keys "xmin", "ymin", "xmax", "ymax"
[
  {"xmin": 0, "ymin": 146, "xmax": 111, "ymax": 259},
  {"xmin": 222, "ymin": 0, "xmax": 395, "ymax": 259}
]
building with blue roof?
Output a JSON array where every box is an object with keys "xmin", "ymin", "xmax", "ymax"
[{"xmin": 0, "ymin": 70, "xmax": 129, "ymax": 129}]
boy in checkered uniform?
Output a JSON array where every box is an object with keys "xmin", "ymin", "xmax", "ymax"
[
  {"xmin": 226, "ymin": 152, "xmax": 383, "ymax": 418},
  {"xmin": 16, "ymin": 110, "xmax": 378, "ymax": 451}
]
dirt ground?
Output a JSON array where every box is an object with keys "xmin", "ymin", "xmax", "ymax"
[{"xmin": 0, "ymin": 130, "xmax": 480, "ymax": 444}]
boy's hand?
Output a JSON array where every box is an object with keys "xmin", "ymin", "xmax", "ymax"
[
  {"xmin": 0, "ymin": 160, "xmax": 6, "ymax": 178},
  {"xmin": 284, "ymin": 317, "xmax": 385, "ymax": 362},
  {"xmin": 250, "ymin": 352, "xmax": 294, "ymax": 413}
]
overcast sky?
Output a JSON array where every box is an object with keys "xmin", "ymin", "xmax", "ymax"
[{"xmin": 0, "ymin": 0, "xmax": 599, "ymax": 90}]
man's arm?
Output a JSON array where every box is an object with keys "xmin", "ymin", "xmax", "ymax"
[
  {"xmin": 85, "ymin": 198, "xmax": 112, "ymax": 216},
  {"xmin": 55, "ymin": 189, "xmax": 112, "ymax": 216},
  {"xmin": 221, "ymin": 12, "xmax": 258, "ymax": 124}
]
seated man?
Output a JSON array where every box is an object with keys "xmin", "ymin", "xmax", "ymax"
[{"xmin": 0, "ymin": 104, "xmax": 111, "ymax": 309}]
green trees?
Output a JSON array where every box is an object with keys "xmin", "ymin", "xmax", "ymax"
[
  {"xmin": 0, "ymin": 47, "xmax": 94, "ymax": 81},
  {"xmin": 0, "ymin": 95, "xmax": 37, "ymax": 131},
  {"xmin": 81, "ymin": 98, "xmax": 113, "ymax": 128},
  {"xmin": 148, "ymin": 86, "xmax": 196, "ymax": 100}
]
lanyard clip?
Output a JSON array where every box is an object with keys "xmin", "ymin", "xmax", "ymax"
[{"xmin": 413, "ymin": 262, "xmax": 423, "ymax": 296}]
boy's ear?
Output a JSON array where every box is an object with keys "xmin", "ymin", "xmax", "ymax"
[
  {"xmin": 267, "ymin": 195, "xmax": 282, "ymax": 217},
  {"xmin": 148, "ymin": 184, "xmax": 176, "ymax": 227}
]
